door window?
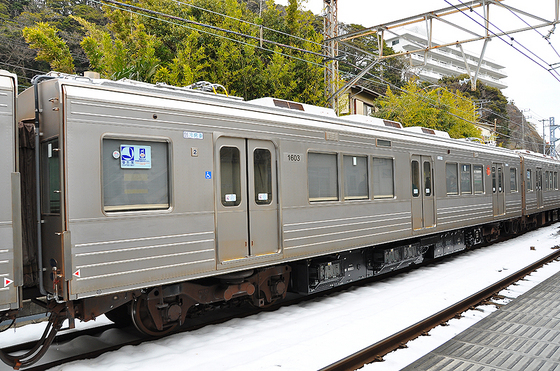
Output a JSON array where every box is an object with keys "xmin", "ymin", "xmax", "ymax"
[
  {"xmin": 423, "ymin": 161, "xmax": 432, "ymax": 196},
  {"xmin": 492, "ymin": 166, "xmax": 496, "ymax": 193},
  {"xmin": 498, "ymin": 167, "xmax": 503, "ymax": 192},
  {"xmin": 411, "ymin": 160, "xmax": 420, "ymax": 197},
  {"xmin": 221, "ymin": 146, "xmax": 241, "ymax": 206},
  {"xmin": 254, "ymin": 148, "xmax": 272, "ymax": 205}
]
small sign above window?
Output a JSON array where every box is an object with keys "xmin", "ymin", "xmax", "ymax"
[{"xmin": 120, "ymin": 145, "xmax": 152, "ymax": 169}]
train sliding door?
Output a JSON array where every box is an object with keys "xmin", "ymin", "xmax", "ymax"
[
  {"xmin": 536, "ymin": 167, "xmax": 543, "ymax": 208},
  {"xmin": 411, "ymin": 155, "xmax": 435, "ymax": 230},
  {"xmin": 216, "ymin": 137, "xmax": 279, "ymax": 264},
  {"xmin": 492, "ymin": 163, "xmax": 505, "ymax": 216}
]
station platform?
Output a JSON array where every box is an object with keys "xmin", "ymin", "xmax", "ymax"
[{"xmin": 401, "ymin": 269, "xmax": 560, "ymax": 371}]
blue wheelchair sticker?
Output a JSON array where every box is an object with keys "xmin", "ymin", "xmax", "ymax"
[{"xmin": 205, "ymin": 171, "xmax": 212, "ymax": 180}]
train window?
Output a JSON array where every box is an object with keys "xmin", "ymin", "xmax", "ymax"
[
  {"xmin": 460, "ymin": 164, "xmax": 472, "ymax": 194},
  {"xmin": 423, "ymin": 161, "xmax": 432, "ymax": 196},
  {"xmin": 527, "ymin": 169, "xmax": 533, "ymax": 191},
  {"xmin": 446, "ymin": 163, "xmax": 458, "ymax": 195},
  {"xmin": 498, "ymin": 167, "xmax": 503, "ymax": 193},
  {"xmin": 411, "ymin": 160, "xmax": 420, "ymax": 198},
  {"xmin": 555, "ymin": 172, "xmax": 558, "ymax": 190},
  {"xmin": 373, "ymin": 157, "xmax": 394, "ymax": 198},
  {"xmin": 308, "ymin": 152, "xmax": 338, "ymax": 201},
  {"xmin": 254, "ymin": 148, "xmax": 272, "ymax": 205},
  {"xmin": 473, "ymin": 165, "xmax": 484, "ymax": 194},
  {"xmin": 343, "ymin": 155, "xmax": 368, "ymax": 200},
  {"xmin": 220, "ymin": 146, "xmax": 242, "ymax": 206},
  {"xmin": 549, "ymin": 171, "xmax": 554, "ymax": 191},
  {"xmin": 41, "ymin": 138, "xmax": 61, "ymax": 214},
  {"xmin": 510, "ymin": 168, "xmax": 518, "ymax": 192},
  {"xmin": 103, "ymin": 139, "xmax": 169, "ymax": 212},
  {"xmin": 492, "ymin": 166, "xmax": 496, "ymax": 193}
]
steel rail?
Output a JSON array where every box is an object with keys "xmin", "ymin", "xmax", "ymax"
[{"xmin": 319, "ymin": 248, "xmax": 560, "ymax": 371}]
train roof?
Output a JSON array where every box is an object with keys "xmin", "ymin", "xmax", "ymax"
[{"xmin": 23, "ymin": 72, "xmax": 555, "ymax": 164}]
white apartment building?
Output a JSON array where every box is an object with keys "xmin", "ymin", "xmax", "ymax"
[{"xmin": 386, "ymin": 29, "xmax": 507, "ymax": 90}]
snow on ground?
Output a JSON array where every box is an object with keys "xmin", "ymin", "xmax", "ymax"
[{"xmin": 2, "ymin": 224, "xmax": 560, "ymax": 371}]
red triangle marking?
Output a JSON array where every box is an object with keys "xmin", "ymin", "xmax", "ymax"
[
  {"xmin": 4, "ymin": 278, "xmax": 13, "ymax": 287},
  {"xmin": 73, "ymin": 269, "xmax": 81, "ymax": 278}
]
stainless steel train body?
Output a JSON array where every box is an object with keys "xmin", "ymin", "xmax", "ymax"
[
  {"xmin": 0, "ymin": 70, "xmax": 21, "ymax": 313},
  {"xmin": 3, "ymin": 73, "xmax": 560, "ymax": 350}
]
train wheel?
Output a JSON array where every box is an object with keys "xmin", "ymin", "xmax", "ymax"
[{"xmin": 131, "ymin": 297, "xmax": 179, "ymax": 337}]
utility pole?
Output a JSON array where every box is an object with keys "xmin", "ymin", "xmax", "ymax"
[
  {"xmin": 549, "ymin": 117, "xmax": 559, "ymax": 157},
  {"xmin": 323, "ymin": 0, "xmax": 338, "ymax": 111},
  {"xmin": 539, "ymin": 117, "xmax": 557, "ymax": 156}
]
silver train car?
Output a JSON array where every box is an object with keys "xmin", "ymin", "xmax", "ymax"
[{"xmin": 1, "ymin": 71, "xmax": 560, "ymax": 368}]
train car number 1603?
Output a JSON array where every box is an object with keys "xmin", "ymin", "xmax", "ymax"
[{"xmin": 285, "ymin": 153, "xmax": 302, "ymax": 162}]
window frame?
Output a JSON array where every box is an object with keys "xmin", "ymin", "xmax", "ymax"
[
  {"xmin": 446, "ymin": 162, "xmax": 459, "ymax": 195},
  {"xmin": 372, "ymin": 157, "xmax": 395, "ymax": 199},
  {"xmin": 308, "ymin": 151, "xmax": 339, "ymax": 202},
  {"xmin": 102, "ymin": 136, "xmax": 171, "ymax": 213},
  {"xmin": 526, "ymin": 169, "xmax": 533, "ymax": 192},
  {"xmin": 473, "ymin": 164, "xmax": 484, "ymax": 194},
  {"xmin": 510, "ymin": 167, "xmax": 518, "ymax": 193},
  {"xmin": 343, "ymin": 154, "xmax": 369, "ymax": 201},
  {"xmin": 460, "ymin": 163, "xmax": 472, "ymax": 195}
]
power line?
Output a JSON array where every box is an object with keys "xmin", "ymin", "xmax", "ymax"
[
  {"xmin": 496, "ymin": 1, "xmax": 560, "ymax": 61},
  {"xmin": 170, "ymin": 0, "xmax": 325, "ymax": 50},
  {"xmin": 97, "ymin": 0, "xmax": 326, "ymax": 59},
  {"xmin": 446, "ymin": 0, "xmax": 560, "ymax": 83}
]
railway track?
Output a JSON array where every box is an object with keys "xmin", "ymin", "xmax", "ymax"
[
  {"xmin": 3, "ymin": 238, "xmax": 559, "ymax": 370},
  {"xmin": 319, "ymin": 248, "xmax": 560, "ymax": 371}
]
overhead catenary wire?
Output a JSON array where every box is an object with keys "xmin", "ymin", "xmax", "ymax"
[
  {"xmin": 170, "ymin": 0, "xmax": 325, "ymax": 50},
  {"xmin": 96, "ymin": 0, "xmax": 326, "ymax": 59},
  {"xmin": 445, "ymin": 0, "xmax": 560, "ymax": 83},
  {"xmin": 496, "ymin": 1, "xmax": 560, "ymax": 61}
]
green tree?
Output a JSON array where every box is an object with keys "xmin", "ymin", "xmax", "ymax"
[
  {"xmin": 22, "ymin": 21, "xmax": 75, "ymax": 73},
  {"xmin": 18, "ymin": 0, "xmax": 326, "ymax": 104},
  {"xmin": 375, "ymin": 79, "xmax": 480, "ymax": 139},
  {"xmin": 439, "ymin": 75, "xmax": 510, "ymax": 146}
]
